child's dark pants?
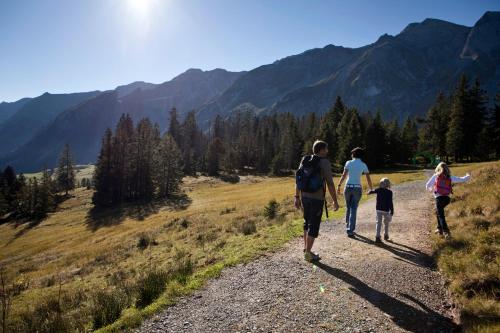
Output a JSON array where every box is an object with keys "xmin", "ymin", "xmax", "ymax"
[{"xmin": 435, "ymin": 195, "xmax": 451, "ymax": 233}]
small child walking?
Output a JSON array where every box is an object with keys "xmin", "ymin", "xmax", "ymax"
[
  {"xmin": 368, "ymin": 178, "xmax": 394, "ymax": 243},
  {"xmin": 426, "ymin": 162, "xmax": 470, "ymax": 238}
]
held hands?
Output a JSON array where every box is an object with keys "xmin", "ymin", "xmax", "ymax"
[
  {"xmin": 337, "ymin": 185, "xmax": 342, "ymax": 195},
  {"xmin": 294, "ymin": 196, "xmax": 302, "ymax": 210}
]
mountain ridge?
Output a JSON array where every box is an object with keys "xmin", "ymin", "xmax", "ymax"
[
  {"xmin": 1, "ymin": 68, "xmax": 244, "ymax": 171},
  {"xmin": 2, "ymin": 12, "xmax": 499, "ymax": 172}
]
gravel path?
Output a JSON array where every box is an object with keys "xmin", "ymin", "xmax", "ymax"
[{"xmin": 138, "ymin": 180, "xmax": 458, "ymax": 333}]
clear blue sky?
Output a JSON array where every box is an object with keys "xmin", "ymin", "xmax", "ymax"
[{"xmin": 1, "ymin": 0, "xmax": 499, "ymax": 102}]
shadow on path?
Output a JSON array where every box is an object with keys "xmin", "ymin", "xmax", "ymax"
[
  {"xmin": 315, "ymin": 262, "xmax": 458, "ymax": 333},
  {"xmin": 352, "ymin": 234, "xmax": 436, "ymax": 269}
]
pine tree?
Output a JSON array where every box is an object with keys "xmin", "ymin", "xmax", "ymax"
[
  {"xmin": 446, "ymin": 75, "xmax": 469, "ymax": 161},
  {"xmin": 319, "ymin": 96, "xmax": 345, "ymax": 163},
  {"xmin": 156, "ymin": 134, "xmax": 183, "ymax": 197},
  {"xmin": 3, "ymin": 166, "xmax": 17, "ymax": 211},
  {"xmin": 301, "ymin": 112, "xmax": 318, "ymax": 154},
  {"xmin": 168, "ymin": 107, "xmax": 182, "ymax": 145},
  {"xmin": 386, "ymin": 119, "xmax": 402, "ymax": 164},
  {"xmin": 37, "ymin": 166, "xmax": 55, "ymax": 218},
  {"xmin": 270, "ymin": 152, "xmax": 285, "ymax": 176},
  {"xmin": 401, "ymin": 117, "xmax": 419, "ymax": 163},
  {"xmin": 466, "ymin": 78, "xmax": 487, "ymax": 159},
  {"xmin": 181, "ymin": 111, "xmax": 201, "ymax": 175},
  {"xmin": 254, "ymin": 120, "xmax": 273, "ymax": 173},
  {"xmin": 279, "ymin": 114, "xmax": 303, "ymax": 170},
  {"xmin": 494, "ymin": 92, "xmax": 500, "ymax": 157},
  {"xmin": 421, "ymin": 92, "xmax": 449, "ymax": 160},
  {"xmin": 56, "ymin": 144, "xmax": 76, "ymax": 196},
  {"xmin": 212, "ymin": 114, "xmax": 225, "ymax": 140},
  {"xmin": 336, "ymin": 108, "xmax": 363, "ymax": 165},
  {"xmin": 206, "ymin": 137, "xmax": 224, "ymax": 176},
  {"xmin": 131, "ymin": 119, "xmax": 158, "ymax": 201},
  {"xmin": 93, "ymin": 128, "xmax": 114, "ymax": 206},
  {"xmin": 364, "ymin": 111, "xmax": 386, "ymax": 168},
  {"xmin": 111, "ymin": 114, "xmax": 134, "ymax": 202},
  {"xmin": 0, "ymin": 169, "xmax": 8, "ymax": 215},
  {"xmin": 0, "ymin": 190, "xmax": 7, "ymax": 216}
]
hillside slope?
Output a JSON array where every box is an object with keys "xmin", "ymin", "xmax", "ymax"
[
  {"xmin": 1, "ymin": 68, "xmax": 243, "ymax": 171},
  {"xmin": 0, "ymin": 98, "xmax": 31, "ymax": 125},
  {"xmin": 0, "ymin": 91, "xmax": 100, "ymax": 156}
]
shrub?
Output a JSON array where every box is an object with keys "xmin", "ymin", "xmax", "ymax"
[
  {"xmin": 179, "ymin": 218, "xmax": 190, "ymax": 229},
  {"xmin": 220, "ymin": 207, "xmax": 236, "ymax": 215},
  {"xmin": 16, "ymin": 296, "xmax": 72, "ymax": 333},
  {"xmin": 171, "ymin": 258, "xmax": 193, "ymax": 285},
  {"xmin": 135, "ymin": 270, "xmax": 168, "ymax": 308},
  {"xmin": 40, "ymin": 275, "xmax": 56, "ymax": 288},
  {"xmin": 240, "ymin": 219, "xmax": 257, "ymax": 235},
  {"xmin": 263, "ymin": 199, "xmax": 279, "ymax": 219},
  {"xmin": 91, "ymin": 289, "xmax": 129, "ymax": 329},
  {"xmin": 137, "ymin": 233, "xmax": 157, "ymax": 250}
]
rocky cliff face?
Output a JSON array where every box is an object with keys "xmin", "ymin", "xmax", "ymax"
[{"xmin": 197, "ymin": 12, "xmax": 499, "ymax": 124}]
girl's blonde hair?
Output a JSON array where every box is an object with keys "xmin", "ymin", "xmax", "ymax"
[
  {"xmin": 379, "ymin": 178, "xmax": 391, "ymax": 189},
  {"xmin": 435, "ymin": 162, "xmax": 451, "ymax": 178}
]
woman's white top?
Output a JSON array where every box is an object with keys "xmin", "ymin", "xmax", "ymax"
[{"xmin": 425, "ymin": 174, "xmax": 470, "ymax": 197}]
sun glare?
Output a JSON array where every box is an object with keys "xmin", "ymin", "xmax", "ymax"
[{"xmin": 127, "ymin": 0, "xmax": 154, "ymax": 20}]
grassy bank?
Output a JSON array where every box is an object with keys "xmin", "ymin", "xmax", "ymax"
[
  {"xmin": 432, "ymin": 161, "xmax": 500, "ymax": 333},
  {"xmin": 0, "ymin": 169, "xmax": 424, "ymax": 332}
]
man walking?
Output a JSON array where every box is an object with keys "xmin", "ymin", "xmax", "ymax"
[{"xmin": 295, "ymin": 140, "xmax": 339, "ymax": 262}]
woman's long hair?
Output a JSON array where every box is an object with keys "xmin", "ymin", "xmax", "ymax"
[{"xmin": 435, "ymin": 162, "xmax": 451, "ymax": 178}]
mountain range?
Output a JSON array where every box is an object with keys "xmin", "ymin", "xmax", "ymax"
[{"xmin": 1, "ymin": 11, "xmax": 499, "ymax": 172}]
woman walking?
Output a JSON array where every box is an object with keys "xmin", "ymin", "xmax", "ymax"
[{"xmin": 337, "ymin": 147, "xmax": 373, "ymax": 238}]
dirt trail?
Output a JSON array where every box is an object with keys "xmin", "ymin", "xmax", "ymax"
[{"xmin": 139, "ymin": 180, "xmax": 457, "ymax": 333}]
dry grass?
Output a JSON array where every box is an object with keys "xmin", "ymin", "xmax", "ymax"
[
  {"xmin": 0, "ymin": 168, "xmax": 425, "ymax": 331},
  {"xmin": 432, "ymin": 161, "xmax": 500, "ymax": 333},
  {"xmin": 24, "ymin": 164, "xmax": 95, "ymax": 183}
]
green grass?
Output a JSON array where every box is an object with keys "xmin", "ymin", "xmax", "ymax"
[
  {"xmin": 432, "ymin": 161, "xmax": 500, "ymax": 333},
  {"xmin": 0, "ymin": 168, "xmax": 428, "ymax": 332}
]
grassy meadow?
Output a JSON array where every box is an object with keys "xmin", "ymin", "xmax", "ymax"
[
  {"xmin": 0, "ymin": 164, "xmax": 469, "ymax": 332},
  {"xmin": 432, "ymin": 161, "xmax": 500, "ymax": 333}
]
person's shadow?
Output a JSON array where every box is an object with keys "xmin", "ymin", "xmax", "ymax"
[
  {"xmin": 314, "ymin": 262, "xmax": 458, "ymax": 333},
  {"xmin": 352, "ymin": 234, "xmax": 436, "ymax": 269}
]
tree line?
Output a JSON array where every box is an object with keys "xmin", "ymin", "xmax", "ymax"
[
  {"xmin": 92, "ymin": 115, "xmax": 183, "ymax": 207},
  {"xmin": 2, "ymin": 74, "xmax": 498, "ymax": 212},
  {"xmin": 0, "ymin": 144, "xmax": 76, "ymax": 220},
  {"xmin": 419, "ymin": 75, "xmax": 499, "ymax": 162},
  {"xmin": 91, "ymin": 74, "xmax": 499, "ymax": 206}
]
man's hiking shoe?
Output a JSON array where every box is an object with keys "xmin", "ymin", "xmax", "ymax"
[
  {"xmin": 304, "ymin": 251, "xmax": 321, "ymax": 262},
  {"xmin": 347, "ymin": 233, "xmax": 355, "ymax": 239},
  {"xmin": 384, "ymin": 234, "xmax": 390, "ymax": 241},
  {"xmin": 375, "ymin": 237, "xmax": 382, "ymax": 244}
]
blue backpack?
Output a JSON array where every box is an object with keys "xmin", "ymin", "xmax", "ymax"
[{"xmin": 296, "ymin": 155, "xmax": 323, "ymax": 193}]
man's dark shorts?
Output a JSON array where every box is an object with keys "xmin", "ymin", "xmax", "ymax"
[{"xmin": 302, "ymin": 197, "xmax": 324, "ymax": 238}]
